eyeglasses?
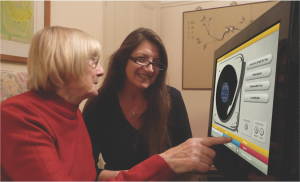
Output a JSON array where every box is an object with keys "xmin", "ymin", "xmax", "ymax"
[
  {"xmin": 129, "ymin": 56, "xmax": 166, "ymax": 70},
  {"xmin": 90, "ymin": 57, "xmax": 100, "ymax": 68}
]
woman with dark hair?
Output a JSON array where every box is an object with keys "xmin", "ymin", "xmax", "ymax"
[{"xmin": 83, "ymin": 27, "xmax": 193, "ymax": 180}]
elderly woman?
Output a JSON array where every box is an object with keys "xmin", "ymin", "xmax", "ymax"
[{"xmin": 1, "ymin": 26, "xmax": 231, "ymax": 181}]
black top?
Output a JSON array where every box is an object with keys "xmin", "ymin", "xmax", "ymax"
[{"xmin": 84, "ymin": 86, "xmax": 192, "ymax": 172}]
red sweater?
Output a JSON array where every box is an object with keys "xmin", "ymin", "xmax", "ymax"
[{"xmin": 1, "ymin": 91, "xmax": 176, "ymax": 181}]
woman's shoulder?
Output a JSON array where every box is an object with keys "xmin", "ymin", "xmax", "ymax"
[
  {"xmin": 167, "ymin": 85, "xmax": 182, "ymax": 98},
  {"xmin": 1, "ymin": 91, "xmax": 52, "ymax": 124},
  {"xmin": 92, "ymin": 91, "xmax": 117, "ymax": 108},
  {"xmin": 83, "ymin": 91, "xmax": 118, "ymax": 118},
  {"xmin": 1, "ymin": 91, "xmax": 40, "ymax": 107}
]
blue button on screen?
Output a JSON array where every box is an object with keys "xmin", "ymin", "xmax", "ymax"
[{"xmin": 221, "ymin": 83, "xmax": 229, "ymax": 102}]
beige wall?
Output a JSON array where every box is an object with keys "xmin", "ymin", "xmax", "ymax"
[
  {"xmin": 1, "ymin": 1, "xmax": 266, "ymax": 129},
  {"xmin": 0, "ymin": 0, "xmax": 102, "ymax": 71},
  {"xmin": 1, "ymin": 60, "xmax": 27, "ymax": 72},
  {"xmin": 1, "ymin": 1, "xmax": 104, "ymax": 110},
  {"xmin": 51, "ymin": 1, "xmax": 103, "ymax": 41},
  {"xmin": 51, "ymin": 1, "xmax": 104, "ymax": 110},
  {"xmin": 161, "ymin": 1, "xmax": 264, "ymax": 138}
]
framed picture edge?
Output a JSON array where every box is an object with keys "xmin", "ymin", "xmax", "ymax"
[
  {"xmin": 181, "ymin": 1, "xmax": 279, "ymax": 90},
  {"xmin": 1, "ymin": 1, "xmax": 51, "ymax": 63}
]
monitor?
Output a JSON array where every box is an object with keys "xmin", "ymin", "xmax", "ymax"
[{"xmin": 208, "ymin": 1, "xmax": 299, "ymax": 181}]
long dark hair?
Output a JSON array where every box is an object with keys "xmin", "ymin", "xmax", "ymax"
[{"xmin": 83, "ymin": 27, "xmax": 171, "ymax": 156}]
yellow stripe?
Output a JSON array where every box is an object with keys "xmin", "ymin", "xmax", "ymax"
[
  {"xmin": 217, "ymin": 23, "xmax": 280, "ymax": 63},
  {"xmin": 212, "ymin": 124, "xmax": 269, "ymax": 158}
]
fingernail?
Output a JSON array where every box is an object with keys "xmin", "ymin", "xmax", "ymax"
[{"xmin": 226, "ymin": 137, "xmax": 232, "ymax": 141}]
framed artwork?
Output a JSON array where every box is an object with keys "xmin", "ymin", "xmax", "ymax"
[
  {"xmin": 0, "ymin": 1, "xmax": 50, "ymax": 63},
  {"xmin": 182, "ymin": 1, "xmax": 278, "ymax": 90}
]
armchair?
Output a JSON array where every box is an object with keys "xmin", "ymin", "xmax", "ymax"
[{"xmin": 0, "ymin": 70, "xmax": 29, "ymax": 103}]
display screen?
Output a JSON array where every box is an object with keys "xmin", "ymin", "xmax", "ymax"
[{"xmin": 210, "ymin": 23, "xmax": 280, "ymax": 175}]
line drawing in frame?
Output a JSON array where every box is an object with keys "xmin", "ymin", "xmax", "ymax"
[
  {"xmin": 182, "ymin": 1, "xmax": 278, "ymax": 90},
  {"xmin": 1, "ymin": 1, "xmax": 50, "ymax": 63}
]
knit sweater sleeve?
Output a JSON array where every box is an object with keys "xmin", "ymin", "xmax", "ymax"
[
  {"xmin": 1, "ymin": 100, "xmax": 73, "ymax": 180},
  {"xmin": 104, "ymin": 154, "xmax": 176, "ymax": 181}
]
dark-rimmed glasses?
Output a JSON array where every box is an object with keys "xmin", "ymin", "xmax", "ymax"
[
  {"xmin": 129, "ymin": 56, "xmax": 166, "ymax": 70},
  {"xmin": 90, "ymin": 57, "xmax": 100, "ymax": 68}
]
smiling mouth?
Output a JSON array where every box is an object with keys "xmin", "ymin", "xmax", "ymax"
[{"xmin": 138, "ymin": 73, "xmax": 152, "ymax": 79}]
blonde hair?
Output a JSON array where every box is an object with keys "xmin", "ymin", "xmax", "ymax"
[{"xmin": 27, "ymin": 26, "xmax": 101, "ymax": 92}]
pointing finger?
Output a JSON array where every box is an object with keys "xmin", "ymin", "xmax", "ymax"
[{"xmin": 199, "ymin": 137, "xmax": 232, "ymax": 147}]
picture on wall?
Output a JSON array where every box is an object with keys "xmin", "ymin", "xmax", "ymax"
[
  {"xmin": 1, "ymin": 1, "xmax": 34, "ymax": 44},
  {"xmin": 0, "ymin": 1, "xmax": 50, "ymax": 63},
  {"xmin": 182, "ymin": 1, "xmax": 278, "ymax": 90}
]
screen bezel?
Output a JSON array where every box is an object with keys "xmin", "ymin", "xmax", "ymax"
[{"xmin": 208, "ymin": 1, "xmax": 298, "ymax": 180}]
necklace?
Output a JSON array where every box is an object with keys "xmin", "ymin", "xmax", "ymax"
[{"xmin": 122, "ymin": 92, "xmax": 145, "ymax": 119}]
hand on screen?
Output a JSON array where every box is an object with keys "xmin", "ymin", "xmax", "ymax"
[{"xmin": 159, "ymin": 137, "xmax": 232, "ymax": 174}]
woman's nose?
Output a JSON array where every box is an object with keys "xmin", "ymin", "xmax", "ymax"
[
  {"xmin": 144, "ymin": 63, "xmax": 155, "ymax": 73},
  {"xmin": 96, "ymin": 63, "xmax": 105, "ymax": 77}
]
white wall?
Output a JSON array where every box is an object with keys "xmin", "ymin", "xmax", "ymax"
[{"xmin": 161, "ymin": 1, "xmax": 263, "ymax": 138}]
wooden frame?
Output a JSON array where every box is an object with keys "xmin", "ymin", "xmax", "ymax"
[
  {"xmin": 182, "ymin": 1, "xmax": 278, "ymax": 90},
  {"xmin": 1, "ymin": 1, "xmax": 51, "ymax": 63}
]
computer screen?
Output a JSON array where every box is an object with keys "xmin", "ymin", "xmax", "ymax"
[
  {"xmin": 208, "ymin": 1, "xmax": 299, "ymax": 180},
  {"xmin": 211, "ymin": 23, "xmax": 279, "ymax": 175}
]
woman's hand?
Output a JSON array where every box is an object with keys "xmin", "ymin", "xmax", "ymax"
[{"xmin": 159, "ymin": 137, "xmax": 232, "ymax": 174}]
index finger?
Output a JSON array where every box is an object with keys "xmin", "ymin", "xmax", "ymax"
[{"xmin": 199, "ymin": 137, "xmax": 232, "ymax": 147}]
